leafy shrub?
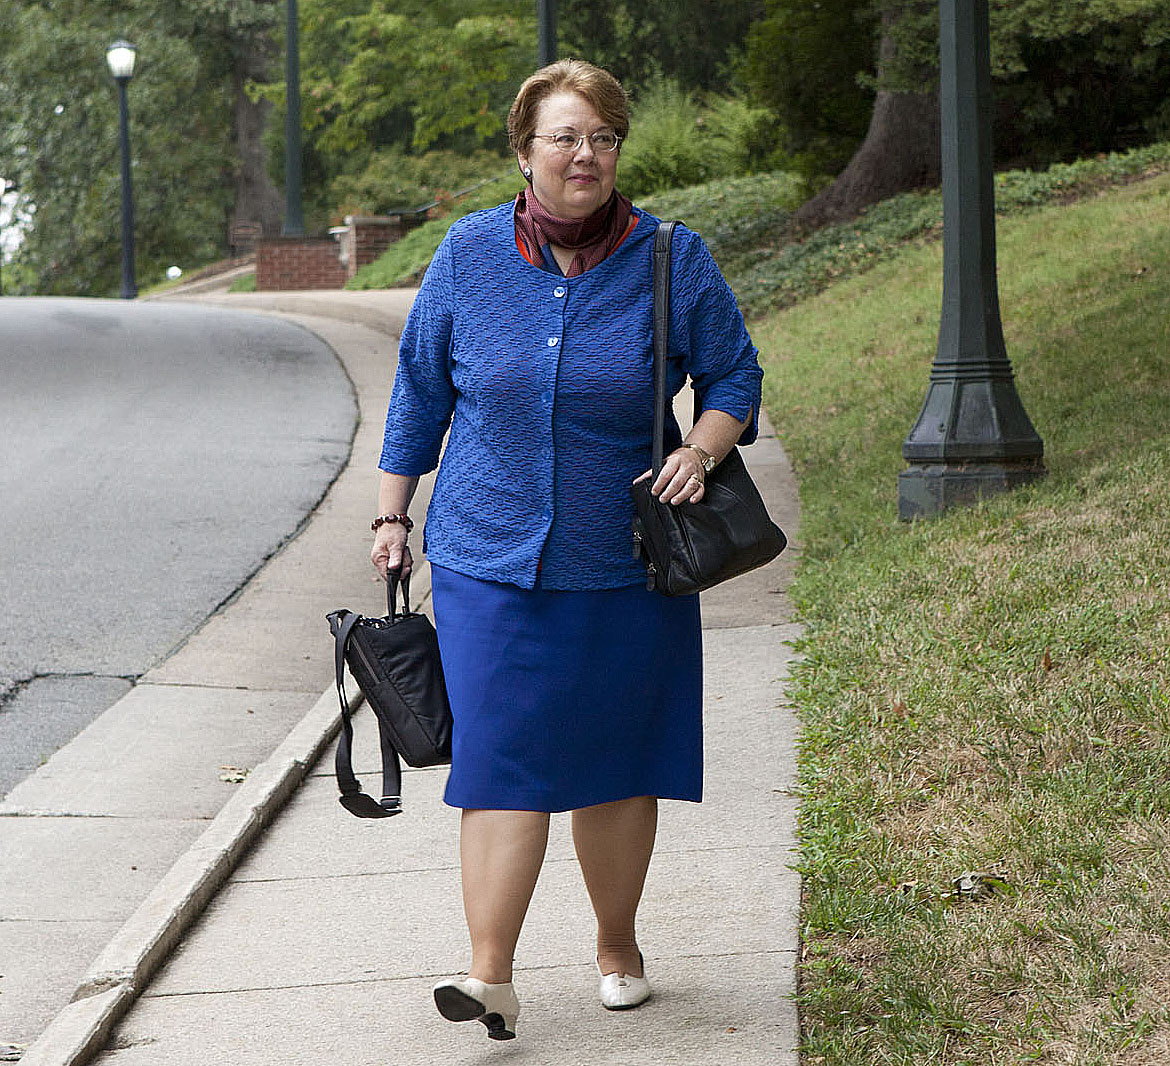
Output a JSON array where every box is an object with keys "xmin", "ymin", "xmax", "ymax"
[
  {"xmin": 640, "ymin": 171, "xmax": 805, "ymax": 265},
  {"xmin": 622, "ymin": 80, "xmax": 786, "ymax": 201},
  {"xmin": 618, "ymin": 80, "xmax": 724, "ymax": 199},
  {"xmin": 330, "ymin": 148, "xmax": 514, "ymax": 219},
  {"xmin": 701, "ymin": 93, "xmax": 787, "ymax": 176},
  {"xmin": 618, "ymin": 81, "xmax": 779, "ymax": 199}
]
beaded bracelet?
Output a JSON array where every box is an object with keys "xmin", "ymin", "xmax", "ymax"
[{"xmin": 371, "ymin": 513, "xmax": 414, "ymax": 534}]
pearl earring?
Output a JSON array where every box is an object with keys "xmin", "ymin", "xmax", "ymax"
[{"xmin": 523, "ymin": 167, "xmax": 533, "ymax": 181}]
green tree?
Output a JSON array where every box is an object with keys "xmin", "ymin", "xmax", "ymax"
[
  {"xmin": 740, "ymin": 0, "xmax": 876, "ymax": 178},
  {"xmin": 991, "ymin": 0, "xmax": 1170, "ymax": 163},
  {"xmin": 0, "ymin": 0, "xmax": 283, "ymax": 295},
  {"xmin": 560, "ymin": 0, "xmax": 766, "ymax": 95},
  {"xmin": 743, "ymin": 0, "xmax": 1170, "ymax": 226},
  {"xmin": 790, "ymin": 1, "xmax": 940, "ymax": 229},
  {"xmin": 158, "ymin": 0, "xmax": 285, "ymax": 232},
  {"xmin": 288, "ymin": 1, "xmax": 534, "ymax": 156},
  {"xmin": 1, "ymin": 2, "xmax": 229, "ymax": 294},
  {"xmin": 257, "ymin": 0, "xmax": 534, "ymax": 225}
]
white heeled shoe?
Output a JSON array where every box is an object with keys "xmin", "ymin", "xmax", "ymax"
[
  {"xmin": 598, "ymin": 955, "xmax": 652, "ymax": 1010},
  {"xmin": 433, "ymin": 977, "xmax": 519, "ymax": 1040}
]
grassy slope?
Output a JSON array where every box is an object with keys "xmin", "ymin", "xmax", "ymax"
[{"xmin": 753, "ymin": 174, "xmax": 1170, "ymax": 1064}]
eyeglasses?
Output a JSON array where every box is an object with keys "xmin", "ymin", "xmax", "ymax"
[{"xmin": 531, "ymin": 129, "xmax": 622, "ymax": 154}]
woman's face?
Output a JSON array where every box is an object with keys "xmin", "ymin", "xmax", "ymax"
[{"xmin": 518, "ymin": 91, "xmax": 620, "ymax": 220}]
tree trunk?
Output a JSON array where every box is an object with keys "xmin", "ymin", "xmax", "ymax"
[
  {"xmin": 792, "ymin": 20, "xmax": 940, "ymax": 231},
  {"xmin": 232, "ymin": 71, "xmax": 284, "ymax": 236}
]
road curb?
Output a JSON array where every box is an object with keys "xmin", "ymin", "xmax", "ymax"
[{"xmin": 18, "ymin": 683, "xmax": 357, "ymax": 1066}]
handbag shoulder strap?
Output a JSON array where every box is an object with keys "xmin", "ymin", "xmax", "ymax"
[
  {"xmin": 651, "ymin": 221, "xmax": 678, "ymax": 476},
  {"xmin": 327, "ymin": 607, "xmax": 403, "ymax": 818}
]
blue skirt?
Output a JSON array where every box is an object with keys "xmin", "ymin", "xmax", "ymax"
[{"xmin": 430, "ymin": 565, "xmax": 703, "ymax": 812}]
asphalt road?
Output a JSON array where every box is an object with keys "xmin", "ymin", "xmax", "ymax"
[{"xmin": 0, "ymin": 298, "xmax": 356, "ymax": 796}]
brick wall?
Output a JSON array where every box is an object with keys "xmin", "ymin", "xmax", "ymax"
[
  {"xmin": 256, "ymin": 237, "xmax": 347, "ymax": 291},
  {"xmin": 339, "ymin": 214, "xmax": 428, "ymax": 279}
]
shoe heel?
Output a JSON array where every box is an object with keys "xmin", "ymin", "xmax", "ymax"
[
  {"xmin": 481, "ymin": 1012, "xmax": 517, "ymax": 1040},
  {"xmin": 433, "ymin": 977, "xmax": 519, "ymax": 1040}
]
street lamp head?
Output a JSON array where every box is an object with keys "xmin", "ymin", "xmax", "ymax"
[{"xmin": 106, "ymin": 40, "xmax": 136, "ymax": 80}]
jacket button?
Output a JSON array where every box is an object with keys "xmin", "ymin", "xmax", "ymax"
[{"xmin": 547, "ymin": 336, "xmax": 559, "ymax": 347}]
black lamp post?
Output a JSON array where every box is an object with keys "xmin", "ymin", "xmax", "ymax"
[
  {"xmin": 106, "ymin": 40, "xmax": 138, "ymax": 300},
  {"xmin": 538, "ymin": 0, "xmax": 556, "ymax": 67},
  {"xmin": 282, "ymin": 0, "xmax": 305, "ymax": 236},
  {"xmin": 897, "ymin": 0, "xmax": 1044, "ymax": 519}
]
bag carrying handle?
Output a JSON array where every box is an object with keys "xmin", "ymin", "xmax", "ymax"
[{"xmin": 386, "ymin": 566, "xmax": 412, "ymax": 619}]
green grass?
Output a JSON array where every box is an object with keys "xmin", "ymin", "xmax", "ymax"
[
  {"xmin": 753, "ymin": 173, "xmax": 1170, "ymax": 1064},
  {"xmin": 137, "ymin": 275, "xmax": 188, "ymax": 298},
  {"xmin": 228, "ymin": 272, "xmax": 256, "ymax": 293}
]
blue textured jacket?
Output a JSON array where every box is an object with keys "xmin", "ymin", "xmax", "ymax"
[{"xmin": 379, "ymin": 202, "xmax": 764, "ymax": 590}]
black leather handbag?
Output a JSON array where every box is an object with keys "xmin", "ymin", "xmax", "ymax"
[
  {"xmin": 326, "ymin": 569, "xmax": 452, "ymax": 818},
  {"xmin": 630, "ymin": 221, "xmax": 787, "ymax": 596}
]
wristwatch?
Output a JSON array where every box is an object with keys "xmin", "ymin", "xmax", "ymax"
[{"xmin": 682, "ymin": 442, "xmax": 717, "ymax": 474}]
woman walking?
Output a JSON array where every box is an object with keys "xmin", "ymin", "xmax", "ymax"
[{"xmin": 370, "ymin": 59, "xmax": 764, "ymax": 1041}]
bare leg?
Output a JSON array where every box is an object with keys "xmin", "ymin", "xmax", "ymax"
[
  {"xmin": 571, "ymin": 796, "xmax": 657, "ymax": 977},
  {"xmin": 460, "ymin": 808, "xmax": 550, "ymax": 984}
]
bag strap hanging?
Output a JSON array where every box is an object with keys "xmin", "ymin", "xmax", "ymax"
[
  {"xmin": 652, "ymin": 221, "xmax": 706, "ymax": 474},
  {"xmin": 327, "ymin": 569, "xmax": 413, "ymax": 819},
  {"xmin": 651, "ymin": 221, "xmax": 678, "ymax": 477}
]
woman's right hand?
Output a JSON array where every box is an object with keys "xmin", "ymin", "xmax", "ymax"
[{"xmin": 371, "ymin": 523, "xmax": 413, "ymax": 581}]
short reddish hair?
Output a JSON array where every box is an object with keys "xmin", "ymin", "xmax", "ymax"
[{"xmin": 507, "ymin": 59, "xmax": 630, "ymax": 153}]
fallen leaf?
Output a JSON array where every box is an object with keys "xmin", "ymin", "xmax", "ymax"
[
  {"xmin": 949, "ymin": 870, "xmax": 1013, "ymax": 902},
  {"xmin": 218, "ymin": 766, "xmax": 250, "ymax": 784},
  {"xmin": 1041, "ymin": 649, "xmax": 1053, "ymax": 671}
]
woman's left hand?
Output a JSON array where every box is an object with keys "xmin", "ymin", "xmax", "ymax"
[{"xmin": 634, "ymin": 447, "xmax": 706, "ymax": 505}]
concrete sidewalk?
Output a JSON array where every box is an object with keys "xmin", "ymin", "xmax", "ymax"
[{"xmin": 19, "ymin": 289, "xmax": 803, "ymax": 1066}]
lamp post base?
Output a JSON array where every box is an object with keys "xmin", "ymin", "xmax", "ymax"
[{"xmin": 898, "ymin": 460, "xmax": 1046, "ymax": 521}]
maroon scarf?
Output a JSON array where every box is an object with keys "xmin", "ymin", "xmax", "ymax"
[{"xmin": 514, "ymin": 187, "xmax": 634, "ymax": 277}]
